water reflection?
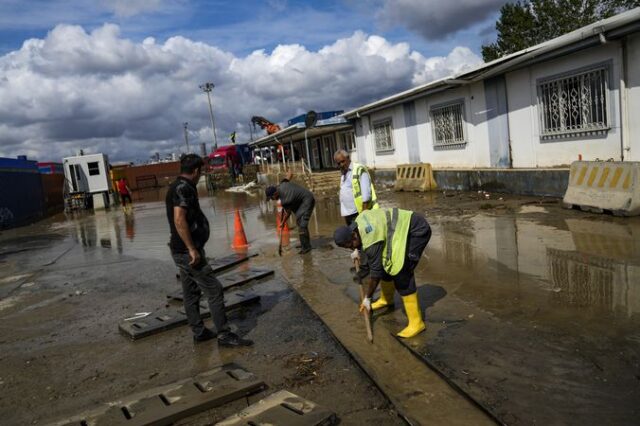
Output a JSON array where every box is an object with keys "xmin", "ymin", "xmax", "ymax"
[
  {"xmin": 65, "ymin": 190, "xmax": 276, "ymax": 261},
  {"xmin": 432, "ymin": 214, "xmax": 640, "ymax": 317}
]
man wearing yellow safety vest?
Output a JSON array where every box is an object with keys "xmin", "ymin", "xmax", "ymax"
[
  {"xmin": 334, "ymin": 149, "xmax": 378, "ymax": 225},
  {"xmin": 333, "ymin": 207, "xmax": 431, "ymax": 338}
]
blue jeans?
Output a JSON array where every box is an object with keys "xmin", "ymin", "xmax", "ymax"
[{"xmin": 171, "ymin": 249, "xmax": 230, "ymax": 337}]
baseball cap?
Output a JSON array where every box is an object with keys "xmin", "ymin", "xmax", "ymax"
[
  {"xmin": 333, "ymin": 223, "xmax": 357, "ymax": 247},
  {"xmin": 265, "ymin": 185, "xmax": 277, "ymax": 201}
]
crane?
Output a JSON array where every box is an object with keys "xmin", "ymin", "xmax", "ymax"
[{"xmin": 251, "ymin": 116, "xmax": 282, "ymax": 135}]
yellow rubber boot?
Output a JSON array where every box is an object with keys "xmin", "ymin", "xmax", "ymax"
[
  {"xmin": 397, "ymin": 292, "xmax": 426, "ymax": 338},
  {"xmin": 371, "ymin": 280, "xmax": 395, "ymax": 311}
]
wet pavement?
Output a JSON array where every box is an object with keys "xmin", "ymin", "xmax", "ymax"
[{"xmin": 1, "ymin": 186, "xmax": 639, "ymax": 425}]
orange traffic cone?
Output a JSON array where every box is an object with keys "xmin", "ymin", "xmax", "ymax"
[
  {"xmin": 276, "ymin": 200, "xmax": 289, "ymax": 233},
  {"xmin": 232, "ymin": 209, "xmax": 249, "ymax": 249}
]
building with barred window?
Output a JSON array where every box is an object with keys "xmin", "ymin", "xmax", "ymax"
[{"xmin": 343, "ymin": 9, "xmax": 640, "ymax": 195}]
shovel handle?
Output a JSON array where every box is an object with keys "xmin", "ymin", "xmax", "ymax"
[{"xmin": 355, "ymin": 259, "xmax": 373, "ymax": 343}]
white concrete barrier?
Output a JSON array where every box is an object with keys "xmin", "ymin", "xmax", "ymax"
[
  {"xmin": 563, "ymin": 161, "xmax": 640, "ymax": 216},
  {"xmin": 394, "ymin": 163, "xmax": 437, "ymax": 192}
]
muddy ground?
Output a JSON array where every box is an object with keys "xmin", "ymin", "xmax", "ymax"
[
  {"xmin": 1, "ymin": 186, "xmax": 639, "ymax": 425},
  {"xmin": 0, "ymin": 202, "xmax": 402, "ymax": 425}
]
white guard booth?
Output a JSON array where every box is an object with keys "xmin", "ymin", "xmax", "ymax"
[{"xmin": 63, "ymin": 153, "xmax": 112, "ymax": 210}]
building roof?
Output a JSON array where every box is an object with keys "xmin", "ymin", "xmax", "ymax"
[
  {"xmin": 249, "ymin": 116, "xmax": 351, "ymax": 147},
  {"xmin": 343, "ymin": 8, "xmax": 640, "ymax": 118}
]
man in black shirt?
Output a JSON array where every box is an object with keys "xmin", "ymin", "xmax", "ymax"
[
  {"xmin": 265, "ymin": 179, "xmax": 315, "ymax": 254},
  {"xmin": 166, "ymin": 154, "xmax": 252, "ymax": 347}
]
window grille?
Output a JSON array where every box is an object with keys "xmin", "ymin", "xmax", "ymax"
[
  {"xmin": 373, "ymin": 120, "xmax": 394, "ymax": 152},
  {"xmin": 431, "ymin": 102, "xmax": 466, "ymax": 147},
  {"xmin": 538, "ymin": 67, "xmax": 609, "ymax": 138}
]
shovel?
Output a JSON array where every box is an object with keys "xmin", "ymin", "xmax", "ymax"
[
  {"xmin": 355, "ymin": 258, "xmax": 373, "ymax": 343},
  {"xmin": 277, "ymin": 210, "xmax": 285, "ymax": 256}
]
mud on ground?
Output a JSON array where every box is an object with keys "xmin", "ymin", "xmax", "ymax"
[{"xmin": 0, "ymin": 213, "xmax": 402, "ymax": 425}]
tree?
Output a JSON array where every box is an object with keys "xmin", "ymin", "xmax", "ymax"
[{"xmin": 482, "ymin": 0, "xmax": 640, "ymax": 62}]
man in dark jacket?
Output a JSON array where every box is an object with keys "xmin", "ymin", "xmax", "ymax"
[
  {"xmin": 166, "ymin": 154, "xmax": 252, "ymax": 347},
  {"xmin": 265, "ymin": 179, "xmax": 315, "ymax": 254}
]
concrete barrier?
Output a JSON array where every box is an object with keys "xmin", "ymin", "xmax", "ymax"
[
  {"xmin": 563, "ymin": 161, "xmax": 640, "ymax": 216},
  {"xmin": 394, "ymin": 163, "xmax": 437, "ymax": 192}
]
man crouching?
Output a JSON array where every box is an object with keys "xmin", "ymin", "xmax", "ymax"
[{"xmin": 333, "ymin": 207, "xmax": 431, "ymax": 338}]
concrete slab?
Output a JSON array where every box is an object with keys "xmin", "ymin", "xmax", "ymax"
[
  {"xmin": 167, "ymin": 268, "xmax": 274, "ymax": 301},
  {"xmin": 49, "ymin": 364, "xmax": 266, "ymax": 426},
  {"xmin": 119, "ymin": 291, "xmax": 260, "ymax": 340},
  {"xmin": 208, "ymin": 253, "xmax": 258, "ymax": 273},
  {"xmin": 217, "ymin": 390, "xmax": 337, "ymax": 426}
]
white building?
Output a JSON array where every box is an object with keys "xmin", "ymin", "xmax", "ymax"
[
  {"xmin": 63, "ymin": 153, "xmax": 112, "ymax": 209},
  {"xmin": 344, "ymin": 9, "xmax": 640, "ymax": 172},
  {"xmin": 63, "ymin": 153, "xmax": 111, "ymax": 194}
]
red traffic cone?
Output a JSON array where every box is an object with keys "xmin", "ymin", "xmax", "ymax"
[{"xmin": 232, "ymin": 209, "xmax": 249, "ymax": 249}]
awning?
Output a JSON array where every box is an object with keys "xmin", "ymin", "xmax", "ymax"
[{"xmin": 249, "ymin": 117, "xmax": 352, "ymax": 148}]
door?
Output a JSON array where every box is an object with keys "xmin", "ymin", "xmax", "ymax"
[
  {"xmin": 311, "ymin": 138, "xmax": 321, "ymax": 170},
  {"xmin": 484, "ymin": 76, "xmax": 511, "ymax": 168},
  {"xmin": 322, "ymin": 135, "xmax": 336, "ymax": 169},
  {"xmin": 69, "ymin": 164, "xmax": 83, "ymax": 192}
]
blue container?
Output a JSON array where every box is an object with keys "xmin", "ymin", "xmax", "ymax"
[
  {"xmin": 0, "ymin": 157, "xmax": 45, "ymax": 229},
  {"xmin": 287, "ymin": 110, "xmax": 344, "ymax": 127}
]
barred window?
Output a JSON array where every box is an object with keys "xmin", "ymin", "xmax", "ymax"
[
  {"xmin": 431, "ymin": 102, "xmax": 466, "ymax": 147},
  {"xmin": 538, "ymin": 66, "xmax": 609, "ymax": 139},
  {"xmin": 373, "ymin": 120, "xmax": 394, "ymax": 153}
]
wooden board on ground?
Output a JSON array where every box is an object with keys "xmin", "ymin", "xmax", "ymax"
[
  {"xmin": 208, "ymin": 253, "xmax": 257, "ymax": 273},
  {"xmin": 217, "ymin": 390, "xmax": 337, "ymax": 426},
  {"xmin": 49, "ymin": 364, "xmax": 266, "ymax": 426},
  {"xmin": 167, "ymin": 268, "xmax": 274, "ymax": 301},
  {"xmin": 119, "ymin": 291, "xmax": 259, "ymax": 340}
]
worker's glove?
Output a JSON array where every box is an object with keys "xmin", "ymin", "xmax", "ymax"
[
  {"xmin": 359, "ymin": 296, "xmax": 371, "ymax": 313},
  {"xmin": 350, "ymin": 249, "xmax": 360, "ymax": 261}
]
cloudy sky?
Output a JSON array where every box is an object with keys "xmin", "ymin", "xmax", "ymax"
[{"xmin": 0, "ymin": 0, "xmax": 507, "ymax": 163}]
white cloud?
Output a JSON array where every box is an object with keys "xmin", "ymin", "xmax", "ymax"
[
  {"xmin": 0, "ymin": 24, "xmax": 481, "ymax": 162},
  {"xmin": 378, "ymin": 0, "xmax": 506, "ymax": 40}
]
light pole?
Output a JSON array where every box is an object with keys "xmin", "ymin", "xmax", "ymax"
[
  {"xmin": 183, "ymin": 122, "xmax": 190, "ymax": 153},
  {"xmin": 199, "ymin": 82, "xmax": 218, "ymax": 150}
]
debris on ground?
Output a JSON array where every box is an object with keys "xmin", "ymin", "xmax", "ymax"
[{"xmin": 284, "ymin": 352, "xmax": 332, "ymax": 387}]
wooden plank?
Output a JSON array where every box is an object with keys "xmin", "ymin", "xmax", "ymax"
[
  {"xmin": 217, "ymin": 390, "xmax": 337, "ymax": 426},
  {"xmin": 119, "ymin": 291, "xmax": 260, "ymax": 340},
  {"xmin": 49, "ymin": 364, "xmax": 266, "ymax": 426},
  {"xmin": 167, "ymin": 268, "xmax": 274, "ymax": 301}
]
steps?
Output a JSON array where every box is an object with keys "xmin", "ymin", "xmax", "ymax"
[{"xmin": 261, "ymin": 170, "xmax": 341, "ymax": 198}]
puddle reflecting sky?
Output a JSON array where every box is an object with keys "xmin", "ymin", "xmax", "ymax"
[{"xmin": 35, "ymin": 189, "xmax": 640, "ymax": 324}]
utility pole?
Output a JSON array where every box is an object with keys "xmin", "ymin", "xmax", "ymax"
[
  {"xmin": 183, "ymin": 122, "xmax": 190, "ymax": 153},
  {"xmin": 199, "ymin": 82, "xmax": 218, "ymax": 150}
]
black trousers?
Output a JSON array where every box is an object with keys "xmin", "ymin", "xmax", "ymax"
[
  {"xmin": 171, "ymin": 249, "xmax": 230, "ymax": 337},
  {"xmin": 383, "ymin": 214, "xmax": 431, "ymax": 296},
  {"xmin": 344, "ymin": 213, "xmax": 358, "ymax": 225},
  {"xmin": 294, "ymin": 198, "xmax": 315, "ymax": 240}
]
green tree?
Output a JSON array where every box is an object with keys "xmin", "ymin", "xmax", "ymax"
[{"xmin": 482, "ymin": 0, "xmax": 640, "ymax": 62}]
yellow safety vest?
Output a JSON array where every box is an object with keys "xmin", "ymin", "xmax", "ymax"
[
  {"xmin": 356, "ymin": 208, "xmax": 412, "ymax": 276},
  {"xmin": 352, "ymin": 163, "xmax": 378, "ymax": 213}
]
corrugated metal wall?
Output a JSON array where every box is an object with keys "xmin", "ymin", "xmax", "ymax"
[{"xmin": 0, "ymin": 170, "xmax": 46, "ymax": 229}]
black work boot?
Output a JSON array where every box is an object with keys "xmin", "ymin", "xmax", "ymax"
[
  {"xmin": 298, "ymin": 230, "xmax": 312, "ymax": 254},
  {"xmin": 218, "ymin": 331, "xmax": 253, "ymax": 347},
  {"xmin": 193, "ymin": 328, "xmax": 216, "ymax": 343}
]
